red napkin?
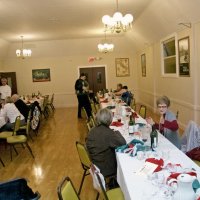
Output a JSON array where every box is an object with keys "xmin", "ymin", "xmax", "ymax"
[
  {"xmin": 132, "ymin": 112, "xmax": 139, "ymax": 118},
  {"xmin": 100, "ymin": 99, "xmax": 108, "ymax": 103},
  {"xmin": 168, "ymin": 171, "xmax": 197, "ymax": 180},
  {"xmin": 126, "ymin": 108, "xmax": 132, "ymax": 112},
  {"xmin": 145, "ymin": 158, "xmax": 164, "ymax": 172},
  {"xmin": 111, "ymin": 121, "xmax": 124, "ymax": 127}
]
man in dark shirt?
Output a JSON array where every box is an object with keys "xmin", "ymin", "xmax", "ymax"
[
  {"xmin": 11, "ymin": 94, "xmax": 30, "ymax": 122},
  {"xmin": 75, "ymin": 73, "xmax": 91, "ymax": 119}
]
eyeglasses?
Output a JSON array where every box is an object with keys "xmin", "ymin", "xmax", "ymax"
[{"xmin": 158, "ymin": 105, "xmax": 167, "ymax": 109}]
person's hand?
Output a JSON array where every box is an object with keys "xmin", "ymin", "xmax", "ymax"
[
  {"xmin": 160, "ymin": 115, "xmax": 165, "ymax": 124},
  {"xmin": 146, "ymin": 117, "xmax": 154, "ymax": 125}
]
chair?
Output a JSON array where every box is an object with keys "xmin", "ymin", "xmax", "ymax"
[
  {"xmin": 75, "ymin": 141, "xmax": 91, "ymax": 195},
  {"xmin": 82, "ymin": 107, "xmax": 89, "ymax": 121},
  {"xmin": 86, "ymin": 117, "xmax": 95, "ymax": 132},
  {"xmin": 19, "ymin": 110, "xmax": 33, "ymax": 141},
  {"xmin": 47, "ymin": 93, "xmax": 55, "ymax": 112},
  {"xmin": 176, "ymin": 110, "xmax": 179, "ymax": 119},
  {"xmin": 41, "ymin": 95, "xmax": 49, "ymax": 118},
  {"xmin": 139, "ymin": 105, "xmax": 147, "ymax": 119},
  {"xmin": 57, "ymin": 176, "xmax": 80, "ymax": 200},
  {"xmin": 0, "ymin": 156, "xmax": 5, "ymax": 167},
  {"xmin": 91, "ymin": 101, "xmax": 97, "ymax": 114},
  {"xmin": 130, "ymin": 98, "xmax": 136, "ymax": 111},
  {"xmin": 6, "ymin": 116, "xmax": 34, "ymax": 161},
  {"xmin": 90, "ymin": 164, "xmax": 124, "ymax": 200},
  {"xmin": 0, "ymin": 177, "xmax": 41, "ymax": 200}
]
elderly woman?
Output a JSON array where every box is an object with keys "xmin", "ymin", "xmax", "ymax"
[
  {"xmin": 148, "ymin": 96, "xmax": 180, "ymax": 148},
  {"xmin": 86, "ymin": 108, "xmax": 126, "ymax": 177},
  {"xmin": 0, "ymin": 96, "xmax": 25, "ymax": 132}
]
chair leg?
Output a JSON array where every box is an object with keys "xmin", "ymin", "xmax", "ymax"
[
  {"xmin": 21, "ymin": 144, "xmax": 25, "ymax": 149},
  {"xmin": 25, "ymin": 142, "xmax": 34, "ymax": 158},
  {"xmin": 13, "ymin": 145, "xmax": 18, "ymax": 155},
  {"xmin": 10, "ymin": 145, "xmax": 13, "ymax": 161},
  {"xmin": 78, "ymin": 169, "xmax": 87, "ymax": 195},
  {"xmin": 0, "ymin": 157, "xmax": 5, "ymax": 167},
  {"xmin": 96, "ymin": 192, "xmax": 100, "ymax": 200}
]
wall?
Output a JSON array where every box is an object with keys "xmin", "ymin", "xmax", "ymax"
[
  {"xmin": 136, "ymin": 22, "xmax": 200, "ymax": 127},
  {"xmin": 2, "ymin": 37, "xmax": 138, "ymax": 107}
]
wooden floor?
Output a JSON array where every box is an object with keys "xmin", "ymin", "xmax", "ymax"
[
  {"xmin": 0, "ymin": 106, "xmax": 183, "ymax": 200},
  {"xmin": 0, "ymin": 108, "xmax": 96, "ymax": 200}
]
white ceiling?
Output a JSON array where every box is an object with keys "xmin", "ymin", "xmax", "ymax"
[{"xmin": 0, "ymin": 0, "xmax": 200, "ymax": 50}]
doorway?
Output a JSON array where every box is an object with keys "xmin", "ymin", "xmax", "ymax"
[
  {"xmin": 79, "ymin": 66, "xmax": 106, "ymax": 94},
  {"xmin": 0, "ymin": 72, "xmax": 18, "ymax": 94}
]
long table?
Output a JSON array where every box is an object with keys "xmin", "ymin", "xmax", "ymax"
[{"xmin": 100, "ymin": 98, "xmax": 200, "ymax": 200}]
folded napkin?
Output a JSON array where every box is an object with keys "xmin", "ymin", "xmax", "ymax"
[
  {"xmin": 111, "ymin": 121, "xmax": 123, "ymax": 127},
  {"xmin": 145, "ymin": 158, "xmax": 164, "ymax": 172},
  {"xmin": 100, "ymin": 99, "xmax": 108, "ymax": 103}
]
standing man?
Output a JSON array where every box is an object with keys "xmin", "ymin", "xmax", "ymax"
[
  {"xmin": 75, "ymin": 73, "xmax": 91, "ymax": 119},
  {"xmin": 0, "ymin": 77, "xmax": 11, "ymax": 101}
]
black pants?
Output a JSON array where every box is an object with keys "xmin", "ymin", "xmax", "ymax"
[{"xmin": 77, "ymin": 94, "xmax": 92, "ymax": 118}]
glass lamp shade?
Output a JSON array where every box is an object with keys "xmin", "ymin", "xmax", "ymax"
[
  {"xmin": 113, "ymin": 12, "xmax": 123, "ymax": 22},
  {"xmin": 16, "ymin": 49, "xmax": 21, "ymax": 57}
]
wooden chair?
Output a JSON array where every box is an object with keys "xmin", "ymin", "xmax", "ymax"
[
  {"xmin": 41, "ymin": 95, "xmax": 49, "ymax": 118},
  {"xmin": 57, "ymin": 176, "xmax": 80, "ymax": 200},
  {"xmin": 130, "ymin": 98, "xmax": 136, "ymax": 111},
  {"xmin": 6, "ymin": 116, "xmax": 34, "ymax": 161},
  {"xmin": 47, "ymin": 93, "xmax": 55, "ymax": 112},
  {"xmin": 139, "ymin": 105, "xmax": 147, "ymax": 119},
  {"xmin": 0, "ymin": 156, "xmax": 5, "ymax": 167},
  {"xmin": 75, "ymin": 141, "xmax": 91, "ymax": 195}
]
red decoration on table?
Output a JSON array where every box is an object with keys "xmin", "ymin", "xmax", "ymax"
[
  {"xmin": 145, "ymin": 158, "xmax": 164, "ymax": 172},
  {"xmin": 111, "ymin": 121, "xmax": 124, "ymax": 127},
  {"xmin": 132, "ymin": 112, "xmax": 139, "ymax": 118},
  {"xmin": 100, "ymin": 99, "xmax": 108, "ymax": 103}
]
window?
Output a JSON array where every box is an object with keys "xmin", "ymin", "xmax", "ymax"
[{"xmin": 161, "ymin": 34, "xmax": 178, "ymax": 77}]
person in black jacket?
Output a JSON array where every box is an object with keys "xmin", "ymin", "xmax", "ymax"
[
  {"xmin": 75, "ymin": 73, "xmax": 91, "ymax": 119},
  {"xmin": 11, "ymin": 94, "xmax": 30, "ymax": 122},
  {"xmin": 86, "ymin": 108, "xmax": 126, "ymax": 177}
]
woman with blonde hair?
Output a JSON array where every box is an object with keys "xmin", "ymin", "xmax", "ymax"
[{"xmin": 0, "ymin": 96, "xmax": 25, "ymax": 132}]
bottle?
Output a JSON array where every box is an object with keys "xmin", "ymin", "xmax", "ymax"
[
  {"xmin": 150, "ymin": 125, "xmax": 158, "ymax": 149},
  {"xmin": 129, "ymin": 115, "xmax": 135, "ymax": 135}
]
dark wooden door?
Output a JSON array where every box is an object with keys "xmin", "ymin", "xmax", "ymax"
[
  {"xmin": 0, "ymin": 72, "xmax": 18, "ymax": 94},
  {"xmin": 79, "ymin": 67, "xmax": 106, "ymax": 94}
]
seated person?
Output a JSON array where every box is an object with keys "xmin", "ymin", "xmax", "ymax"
[
  {"xmin": 121, "ymin": 86, "xmax": 132, "ymax": 106},
  {"xmin": 0, "ymin": 96, "xmax": 25, "ymax": 132},
  {"xmin": 86, "ymin": 108, "xmax": 126, "ymax": 177},
  {"xmin": 147, "ymin": 96, "xmax": 180, "ymax": 148},
  {"xmin": 11, "ymin": 94, "xmax": 30, "ymax": 122},
  {"xmin": 114, "ymin": 83, "xmax": 124, "ymax": 96}
]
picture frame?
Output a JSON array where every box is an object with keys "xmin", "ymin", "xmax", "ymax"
[
  {"xmin": 32, "ymin": 68, "xmax": 51, "ymax": 82},
  {"xmin": 115, "ymin": 58, "xmax": 130, "ymax": 77},
  {"xmin": 178, "ymin": 36, "xmax": 190, "ymax": 77},
  {"xmin": 141, "ymin": 54, "xmax": 146, "ymax": 77}
]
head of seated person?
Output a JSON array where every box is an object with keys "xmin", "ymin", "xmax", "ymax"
[
  {"xmin": 5, "ymin": 96, "xmax": 13, "ymax": 104},
  {"xmin": 11, "ymin": 94, "xmax": 20, "ymax": 103},
  {"xmin": 96, "ymin": 108, "xmax": 113, "ymax": 127},
  {"xmin": 122, "ymin": 85, "xmax": 128, "ymax": 92},
  {"xmin": 116, "ymin": 83, "xmax": 123, "ymax": 92}
]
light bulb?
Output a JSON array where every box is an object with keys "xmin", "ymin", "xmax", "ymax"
[
  {"xmin": 124, "ymin": 14, "xmax": 133, "ymax": 23},
  {"xmin": 16, "ymin": 49, "xmax": 21, "ymax": 57},
  {"xmin": 102, "ymin": 15, "xmax": 111, "ymax": 25},
  {"xmin": 113, "ymin": 12, "xmax": 123, "ymax": 22}
]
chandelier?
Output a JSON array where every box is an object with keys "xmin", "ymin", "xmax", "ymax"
[
  {"xmin": 98, "ymin": 32, "xmax": 114, "ymax": 53},
  {"xmin": 102, "ymin": 0, "xmax": 134, "ymax": 34},
  {"xmin": 16, "ymin": 36, "xmax": 32, "ymax": 58}
]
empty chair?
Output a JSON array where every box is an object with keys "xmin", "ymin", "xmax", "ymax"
[
  {"xmin": 139, "ymin": 105, "xmax": 147, "ymax": 119},
  {"xmin": 75, "ymin": 141, "xmax": 91, "ymax": 195},
  {"xmin": 89, "ymin": 164, "xmax": 124, "ymax": 200},
  {"xmin": 41, "ymin": 95, "xmax": 49, "ymax": 118},
  {"xmin": 57, "ymin": 176, "xmax": 80, "ymax": 200},
  {"xmin": 6, "ymin": 116, "xmax": 35, "ymax": 161},
  {"xmin": 91, "ymin": 101, "xmax": 97, "ymax": 114},
  {"xmin": 0, "ymin": 177, "xmax": 41, "ymax": 200},
  {"xmin": 130, "ymin": 98, "xmax": 136, "ymax": 111},
  {"xmin": 47, "ymin": 93, "xmax": 55, "ymax": 112},
  {"xmin": 0, "ymin": 156, "xmax": 5, "ymax": 167}
]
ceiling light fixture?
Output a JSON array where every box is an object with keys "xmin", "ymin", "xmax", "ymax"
[
  {"xmin": 98, "ymin": 32, "xmax": 114, "ymax": 53},
  {"xmin": 16, "ymin": 36, "xmax": 32, "ymax": 59},
  {"xmin": 102, "ymin": 0, "xmax": 134, "ymax": 34}
]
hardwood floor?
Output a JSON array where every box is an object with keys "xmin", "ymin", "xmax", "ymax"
[{"xmin": 0, "ymin": 108, "xmax": 96, "ymax": 200}]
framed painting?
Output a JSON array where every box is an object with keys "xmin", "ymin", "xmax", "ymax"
[
  {"xmin": 115, "ymin": 58, "xmax": 130, "ymax": 77},
  {"xmin": 178, "ymin": 36, "xmax": 190, "ymax": 77},
  {"xmin": 32, "ymin": 68, "xmax": 51, "ymax": 82},
  {"xmin": 141, "ymin": 54, "xmax": 146, "ymax": 77}
]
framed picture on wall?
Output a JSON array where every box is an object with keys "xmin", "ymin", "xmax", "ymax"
[
  {"xmin": 178, "ymin": 36, "xmax": 190, "ymax": 77},
  {"xmin": 141, "ymin": 54, "xmax": 146, "ymax": 77},
  {"xmin": 32, "ymin": 68, "xmax": 51, "ymax": 82},
  {"xmin": 115, "ymin": 58, "xmax": 130, "ymax": 77}
]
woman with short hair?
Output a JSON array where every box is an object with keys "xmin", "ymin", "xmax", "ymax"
[
  {"xmin": 148, "ymin": 96, "xmax": 180, "ymax": 148},
  {"xmin": 0, "ymin": 96, "xmax": 25, "ymax": 132},
  {"xmin": 86, "ymin": 108, "xmax": 126, "ymax": 177}
]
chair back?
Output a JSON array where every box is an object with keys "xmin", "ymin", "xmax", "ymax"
[
  {"xmin": 82, "ymin": 108, "xmax": 89, "ymax": 120},
  {"xmin": 130, "ymin": 98, "xmax": 136, "ymax": 111},
  {"xmin": 26, "ymin": 111, "xmax": 32, "ymax": 135},
  {"xmin": 57, "ymin": 177, "xmax": 80, "ymax": 200},
  {"xmin": 139, "ymin": 105, "xmax": 147, "ymax": 119},
  {"xmin": 13, "ymin": 116, "xmax": 21, "ymax": 136},
  {"xmin": 91, "ymin": 102, "xmax": 97, "ymax": 114},
  {"xmin": 43, "ymin": 95, "xmax": 49, "ymax": 108},
  {"xmin": 176, "ymin": 111, "xmax": 179, "ymax": 120},
  {"xmin": 86, "ymin": 117, "xmax": 95, "ymax": 132},
  {"xmin": 76, "ymin": 142, "xmax": 91, "ymax": 169},
  {"xmin": 89, "ymin": 164, "xmax": 108, "ymax": 200},
  {"xmin": 50, "ymin": 94, "xmax": 54, "ymax": 104}
]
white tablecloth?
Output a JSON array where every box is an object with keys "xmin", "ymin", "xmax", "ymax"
[{"xmin": 99, "ymin": 97, "xmax": 200, "ymax": 200}]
